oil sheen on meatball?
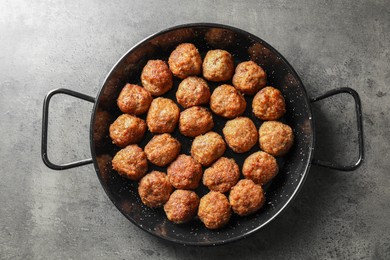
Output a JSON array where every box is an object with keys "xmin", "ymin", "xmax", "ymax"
[
  {"xmin": 232, "ymin": 61, "xmax": 267, "ymax": 95},
  {"xmin": 164, "ymin": 190, "xmax": 200, "ymax": 224},
  {"xmin": 202, "ymin": 49, "xmax": 234, "ymax": 82},
  {"xmin": 168, "ymin": 43, "xmax": 202, "ymax": 79},
  {"xmin": 252, "ymin": 86, "xmax": 286, "ymax": 120},
  {"xmin": 222, "ymin": 117, "xmax": 258, "ymax": 153},
  {"xmin": 144, "ymin": 133, "xmax": 181, "ymax": 166},
  {"xmin": 259, "ymin": 121, "xmax": 294, "ymax": 156},
  {"xmin": 202, "ymin": 157, "xmax": 240, "ymax": 193},
  {"xmin": 141, "ymin": 60, "xmax": 173, "ymax": 96},
  {"xmin": 167, "ymin": 154, "xmax": 203, "ymax": 190},
  {"xmin": 112, "ymin": 144, "xmax": 148, "ymax": 181},
  {"xmin": 191, "ymin": 132, "xmax": 226, "ymax": 166},
  {"xmin": 117, "ymin": 83, "xmax": 152, "ymax": 115},
  {"xmin": 210, "ymin": 84, "xmax": 246, "ymax": 119},
  {"xmin": 198, "ymin": 191, "xmax": 231, "ymax": 229},
  {"xmin": 229, "ymin": 179, "xmax": 265, "ymax": 216},
  {"xmin": 109, "ymin": 114, "xmax": 146, "ymax": 147},
  {"xmin": 179, "ymin": 106, "xmax": 214, "ymax": 137},
  {"xmin": 138, "ymin": 171, "xmax": 173, "ymax": 208},
  {"xmin": 176, "ymin": 76, "xmax": 210, "ymax": 108},
  {"xmin": 242, "ymin": 151, "xmax": 278, "ymax": 185},
  {"xmin": 146, "ymin": 97, "xmax": 180, "ymax": 134}
]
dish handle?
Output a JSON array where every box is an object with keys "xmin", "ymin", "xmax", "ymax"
[
  {"xmin": 310, "ymin": 87, "xmax": 364, "ymax": 171},
  {"xmin": 41, "ymin": 88, "xmax": 95, "ymax": 170}
]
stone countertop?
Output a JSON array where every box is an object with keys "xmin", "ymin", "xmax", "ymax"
[{"xmin": 0, "ymin": 0, "xmax": 389, "ymax": 259}]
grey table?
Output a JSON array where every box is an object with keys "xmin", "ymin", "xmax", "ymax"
[{"xmin": 1, "ymin": 0, "xmax": 389, "ymax": 259}]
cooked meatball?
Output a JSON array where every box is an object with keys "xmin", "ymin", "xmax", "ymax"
[
  {"xmin": 144, "ymin": 133, "xmax": 181, "ymax": 166},
  {"xmin": 164, "ymin": 190, "xmax": 199, "ymax": 224},
  {"xmin": 259, "ymin": 121, "xmax": 294, "ymax": 156},
  {"xmin": 167, "ymin": 154, "xmax": 203, "ymax": 189},
  {"xmin": 232, "ymin": 61, "xmax": 267, "ymax": 95},
  {"xmin": 210, "ymin": 84, "xmax": 246, "ymax": 119},
  {"xmin": 198, "ymin": 191, "xmax": 231, "ymax": 229},
  {"xmin": 117, "ymin": 83, "xmax": 152, "ymax": 115},
  {"xmin": 223, "ymin": 117, "xmax": 258, "ymax": 153},
  {"xmin": 202, "ymin": 49, "xmax": 234, "ymax": 82},
  {"xmin": 242, "ymin": 151, "xmax": 278, "ymax": 185},
  {"xmin": 138, "ymin": 171, "xmax": 173, "ymax": 208},
  {"xmin": 176, "ymin": 76, "xmax": 210, "ymax": 108},
  {"xmin": 202, "ymin": 157, "xmax": 240, "ymax": 193},
  {"xmin": 205, "ymin": 28, "xmax": 235, "ymax": 48},
  {"xmin": 168, "ymin": 43, "xmax": 202, "ymax": 79},
  {"xmin": 141, "ymin": 60, "xmax": 173, "ymax": 96},
  {"xmin": 112, "ymin": 144, "xmax": 148, "ymax": 181},
  {"xmin": 191, "ymin": 132, "xmax": 226, "ymax": 166},
  {"xmin": 229, "ymin": 179, "xmax": 265, "ymax": 216},
  {"xmin": 93, "ymin": 109, "xmax": 111, "ymax": 144},
  {"xmin": 252, "ymin": 86, "xmax": 286, "ymax": 120},
  {"xmin": 179, "ymin": 106, "xmax": 214, "ymax": 137},
  {"xmin": 109, "ymin": 114, "xmax": 146, "ymax": 147},
  {"xmin": 146, "ymin": 97, "xmax": 180, "ymax": 133}
]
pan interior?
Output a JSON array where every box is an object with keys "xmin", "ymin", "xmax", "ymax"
[{"xmin": 91, "ymin": 24, "xmax": 314, "ymax": 245}]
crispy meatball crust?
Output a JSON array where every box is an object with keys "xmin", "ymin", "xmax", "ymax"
[
  {"xmin": 222, "ymin": 117, "xmax": 258, "ymax": 153},
  {"xmin": 164, "ymin": 190, "xmax": 200, "ymax": 224},
  {"xmin": 191, "ymin": 132, "xmax": 226, "ymax": 166},
  {"xmin": 144, "ymin": 133, "xmax": 181, "ymax": 166},
  {"xmin": 168, "ymin": 43, "xmax": 202, "ymax": 79},
  {"xmin": 232, "ymin": 61, "xmax": 267, "ymax": 95},
  {"xmin": 202, "ymin": 157, "xmax": 240, "ymax": 193},
  {"xmin": 117, "ymin": 83, "xmax": 152, "ymax": 115},
  {"xmin": 176, "ymin": 76, "xmax": 210, "ymax": 108},
  {"xmin": 138, "ymin": 171, "xmax": 173, "ymax": 208},
  {"xmin": 146, "ymin": 97, "xmax": 180, "ymax": 134},
  {"xmin": 112, "ymin": 145, "xmax": 148, "ymax": 181},
  {"xmin": 202, "ymin": 49, "xmax": 234, "ymax": 82},
  {"xmin": 167, "ymin": 154, "xmax": 203, "ymax": 190},
  {"xmin": 259, "ymin": 121, "xmax": 294, "ymax": 156},
  {"xmin": 229, "ymin": 179, "xmax": 265, "ymax": 216},
  {"xmin": 252, "ymin": 86, "xmax": 286, "ymax": 120},
  {"xmin": 141, "ymin": 60, "xmax": 173, "ymax": 96},
  {"xmin": 198, "ymin": 191, "xmax": 231, "ymax": 229},
  {"xmin": 179, "ymin": 106, "xmax": 214, "ymax": 137},
  {"xmin": 109, "ymin": 114, "xmax": 146, "ymax": 147},
  {"xmin": 210, "ymin": 85, "xmax": 247, "ymax": 119},
  {"xmin": 242, "ymin": 151, "xmax": 278, "ymax": 185}
]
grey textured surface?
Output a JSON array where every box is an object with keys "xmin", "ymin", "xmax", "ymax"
[{"xmin": 0, "ymin": 0, "xmax": 389, "ymax": 259}]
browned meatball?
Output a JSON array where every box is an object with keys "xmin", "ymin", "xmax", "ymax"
[
  {"xmin": 198, "ymin": 191, "xmax": 231, "ymax": 229},
  {"xmin": 259, "ymin": 121, "xmax": 294, "ymax": 156},
  {"xmin": 141, "ymin": 60, "xmax": 173, "ymax": 96},
  {"xmin": 222, "ymin": 117, "xmax": 258, "ymax": 153},
  {"xmin": 93, "ymin": 109, "xmax": 111, "ymax": 144},
  {"xmin": 205, "ymin": 28, "xmax": 235, "ymax": 48},
  {"xmin": 210, "ymin": 84, "xmax": 246, "ymax": 119},
  {"xmin": 146, "ymin": 97, "xmax": 180, "ymax": 134},
  {"xmin": 202, "ymin": 50, "xmax": 234, "ymax": 82},
  {"xmin": 112, "ymin": 145, "xmax": 148, "ymax": 181},
  {"xmin": 232, "ymin": 61, "xmax": 267, "ymax": 95},
  {"xmin": 144, "ymin": 134, "xmax": 181, "ymax": 166},
  {"xmin": 117, "ymin": 83, "xmax": 152, "ymax": 115},
  {"xmin": 167, "ymin": 154, "xmax": 203, "ymax": 189},
  {"xmin": 179, "ymin": 106, "xmax": 214, "ymax": 137},
  {"xmin": 109, "ymin": 114, "xmax": 146, "ymax": 147},
  {"xmin": 202, "ymin": 157, "xmax": 240, "ymax": 193},
  {"xmin": 252, "ymin": 86, "xmax": 286, "ymax": 120},
  {"xmin": 138, "ymin": 171, "xmax": 173, "ymax": 208},
  {"xmin": 168, "ymin": 43, "xmax": 202, "ymax": 79},
  {"xmin": 229, "ymin": 179, "xmax": 265, "ymax": 216},
  {"xmin": 191, "ymin": 132, "xmax": 226, "ymax": 166},
  {"xmin": 164, "ymin": 190, "xmax": 199, "ymax": 224},
  {"xmin": 176, "ymin": 76, "xmax": 210, "ymax": 108},
  {"xmin": 242, "ymin": 151, "xmax": 278, "ymax": 185}
]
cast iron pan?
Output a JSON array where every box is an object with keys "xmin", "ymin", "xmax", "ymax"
[{"xmin": 41, "ymin": 23, "xmax": 364, "ymax": 246}]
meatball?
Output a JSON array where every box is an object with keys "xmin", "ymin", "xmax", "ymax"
[
  {"xmin": 198, "ymin": 191, "xmax": 231, "ymax": 229},
  {"xmin": 205, "ymin": 28, "xmax": 235, "ymax": 48},
  {"xmin": 223, "ymin": 117, "xmax": 258, "ymax": 153},
  {"xmin": 144, "ymin": 133, "xmax": 181, "ymax": 166},
  {"xmin": 138, "ymin": 171, "xmax": 173, "ymax": 208},
  {"xmin": 146, "ymin": 97, "xmax": 180, "ymax": 134},
  {"xmin": 109, "ymin": 114, "xmax": 146, "ymax": 147},
  {"xmin": 191, "ymin": 132, "xmax": 226, "ymax": 166},
  {"xmin": 117, "ymin": 83, "xmax": 152, "ymax": 115},
  {"xmin": 168, "ymin": 43, "xmax": 202, "ymax": 79},
  {"xmin": 229, "ymin": 179, "xmax": 265, "ymax": 216},
  {"xmin": 202, "ymin": 157, "xmax": 240, "ymax": 193},
  {"xmin": 164, "ymin": 190, "xmax": 199, "ymax": 224},
  {"xmin": 252, "ymin": 86, "xmax": 286, "ymax": 120},
  {"xmin": 179, "ymin": 106, "xmax": 214, "ymax": 137},
  {"xmin": 210, "ymin": 84, "xmax": 246, "ymax": 119},
  {"xmin": 202, "ymin": 49, "xmax": 234, "ymax": 82},
  {"xmin": 232, "ymin": 61, "xmax": 267, "ymax": 95},
  {"xmin": 242, "ymin": 151, "xmax": 278, "ymax": 185},
  {"xmin": 112, "ymin": 144, "xmax": 148, "ymax": 181},
  {"xmin": 141, "ymin": 60, "xmax": 173, "ymax": 96},
  {"xmin": 176, "ymin": 76, "xmax": 210, "ymax": 108},
  {"xmin": 259, "ymin": 121, "xmax": 294, "ymax": 156},
  {"xmin": 167, "ymin": 154, "xmax": 203, "ymax": 189}
]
